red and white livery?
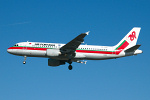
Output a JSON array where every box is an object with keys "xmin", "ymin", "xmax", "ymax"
[{"xmin": 7, "ymin": 27, "xmax": 142, "ymax": 70}]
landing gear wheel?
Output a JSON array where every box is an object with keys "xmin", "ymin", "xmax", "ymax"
[
  {"xmin": 23, "ymin": 56, "xmax": 27, "ymax": 64},
  {"xmin": 68, "ymin": 65, "xmax": 73, "ymax": 70},
  {"xmin": 23, "ymin": 61, "xmax": 26, "ymax": 64}
]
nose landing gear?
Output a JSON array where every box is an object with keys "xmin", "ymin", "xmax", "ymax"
[
  {"xmin": 23, "ymin": 56, "xmax": 27, "ymax": 64},
  {"xmin": 23, "ymin": 61, "xmax": 26, "ymax": 64}
]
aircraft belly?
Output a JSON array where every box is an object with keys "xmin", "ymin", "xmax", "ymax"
[
  {"xmin": 26, "ymin": 50, "xmax": 46, "ymax": 57},
  {"xmin": 83, "ymin": 53, "xmax": 121, "ymax": 60},
  {"xmin": 74, "ymin": 53, "xmax": 86, "ymax": 59}
]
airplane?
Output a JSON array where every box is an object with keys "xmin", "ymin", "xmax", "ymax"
[{"xmin": 7, "ymin": 27, "xmax": 142, "ymax": 70}]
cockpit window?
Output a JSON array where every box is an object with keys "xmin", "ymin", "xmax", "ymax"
[{"xmin": 14, "ymin": 44, "xmax": 18, "ymax": 46}]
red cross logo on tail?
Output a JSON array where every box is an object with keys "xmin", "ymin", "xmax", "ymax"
[{"xmin": 128, "ymin": 31, "xmax": 136, "ymax": 41}]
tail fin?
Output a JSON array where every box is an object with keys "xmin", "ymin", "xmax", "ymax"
[{"xmin": 114, "ymin": 27, "xmax": 141, "ymax": 51}]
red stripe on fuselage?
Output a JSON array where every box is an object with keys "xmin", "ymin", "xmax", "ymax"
[
  {"xmin": 8, "ymin": 47, "xmax": 48, "ymax": 51},
  {"xmin": 8, "ymin": 41, "xmax": 129, "ymax": 55},
  {"xmin": 76, "ymin": 50, "xmax": 113, "ymax": 54},
  {"xmin": 76, "ymin": 41, "xmax": 129, "ymax": 55},
  {"xmin": 8, "ymin": 47, "xmax": 115, "ymax": 55}
]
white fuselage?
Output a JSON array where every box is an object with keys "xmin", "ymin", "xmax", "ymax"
[
  {"xmin": 7, "ymin": 42, "xmax": 142, "ymax": 61},
  {"xmin": 7, "ymin": 27, "xmax": 143, "ymax": 70}
]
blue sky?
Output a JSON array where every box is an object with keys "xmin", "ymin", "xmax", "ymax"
[{"xmin": 0, "ymin": 0, "xmax": 150, "ymax": 100}]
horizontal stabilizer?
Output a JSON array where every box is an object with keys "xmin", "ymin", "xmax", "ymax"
[{"xmin": 125, "ymin": 44, "xmax": 141, "ymax": 52}]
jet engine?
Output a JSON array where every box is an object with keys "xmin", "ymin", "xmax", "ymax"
[
  {"xmin": 48, "ymin": 59, "xmax": 66, "ymax": 66},
  {"xmin": 46, "ymin": 49, "xmax": 61, "ymax": 57}
]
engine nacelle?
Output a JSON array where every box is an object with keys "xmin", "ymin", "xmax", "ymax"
[
  {"xmin": 46, "ymin": 49, "xmax": 61, "ymax": 57},
  {"xmin": 48, "ymin": 59, "xmax": 66, "ymax": 66}
]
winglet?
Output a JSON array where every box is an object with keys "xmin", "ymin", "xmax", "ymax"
[{"xmin": 86, "ymin": 31, "xmax": 90, "ymax": 35}]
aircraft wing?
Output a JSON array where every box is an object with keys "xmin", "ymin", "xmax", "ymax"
[{"xmin": 60, "ymin": 31, "xmax": 89, "ymax": 55}]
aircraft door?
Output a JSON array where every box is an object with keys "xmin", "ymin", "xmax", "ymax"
[{"xmin": 23, "ymin": 43, "xmax": 27, "ymax": 50}]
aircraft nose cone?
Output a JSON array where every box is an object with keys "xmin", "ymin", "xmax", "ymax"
[{"xmin": 7, "ymin": 47, "xmax": 12, "ymax": 54}]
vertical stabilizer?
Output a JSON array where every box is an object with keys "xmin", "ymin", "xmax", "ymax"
[{"xmin": 114, "ymin": 27, "xmax": 141, "ymax": 51}]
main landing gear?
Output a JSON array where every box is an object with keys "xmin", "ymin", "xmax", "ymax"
[
  {"xmin": 68, "ymin": 65, "xmax": 73, "ymax": 70},
  {"xmin": 68, "ymin": 59, "xmax": 73, "ymax": 70},
  {"xmin": 23, "ymin": 56, "xmax": 27, "ymax": 64}
]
